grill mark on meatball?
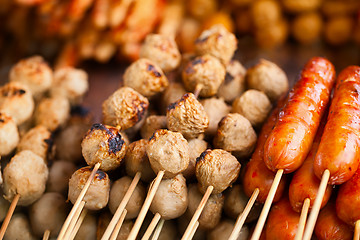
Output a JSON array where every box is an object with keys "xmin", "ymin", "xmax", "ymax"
[
  {"xmin": 0, "ymin": 118, "xmax": 4, "ymax": 123},
  {"xmin": 44, "ymin": 134, "xmax": 54, "ymax": 159},
  {"xmin": 196, "ymin": 149, "xmax": 210, "ymax": 164},
  {"xmin": 2, "ymin": 88, "xmax": 26, "ymax": 97},
  {"xmin": 90, "ymin": 123, "xmax": 125, "ymax": 154},
  {"xmin": 95, "ymin": 170, "xmax": 106, "ymax": 180},
  {"xmin": 167, "ymin": 101, "xmax": 177, "ymax": 110},
  {"xmin": 224, "ymin": 72, "xmax": 234, "ymax": 83},
  {"xmin": 71, "ymin": 105, "xmax": 90, "ymax": 117},
  {"xmin": 147, "ymin": 64, "xmax": 162, "ymax": 78},
  {"xmin": 195, "ymin": 35, "xmax": 209, "ymax": 43}
]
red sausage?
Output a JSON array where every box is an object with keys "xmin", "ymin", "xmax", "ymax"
[
  {"xmin": 288, "ymin": 120, "xmax": 332, "ymax": 212},
  {"xmin": 314, "ymin": 66, "xmax": 360, "ymax": 185},
  {"xmin": 264, "ymin": 57, "xmax": 336, "ymax": 173},
  {"xmin": 243, "ymin": 97, "xmax": 287, "ymax": 203},
  {"xmin": 315, "ymin": 202, "xmax": 353, "ymax": 240},
  {"xmin": 265, "ymin": 197, "xmax": 300, "ymax": 240},
  {"xmin": 336, "ymin": 167, "xmax": 360, "ymax": 226}
]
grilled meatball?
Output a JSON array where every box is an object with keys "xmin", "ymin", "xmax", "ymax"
[
  {"xmin": 217, "ymin": 60, "xmax": 246, "ymax": 103},
  {"xmin": 207, "ymin": 219, "xmax": 249, "ymax": 240},
  {"xmin": 0, "ymin": 82, "xmax": 34, "ymax": 125},
  {"xmin": 292, "ymin": 12, "xmax": 323, "ymax": 45},
  {"xmin": 196, "ymin": 149, "xmax": 240, "ymax": 194},
  {"xmin": 68, "ymin": 167, "xmax": 110, "ymax": 210},
  {"xmin": 47, "ymin": 160, "xmax": 77, "ymax": 194},
  {"xmin": 324, "ymin": 16, "xmax": 353, "ymax": 46},
  {"xmin": 35, "ymin": 96, "xmax": 70, "ymax": 131},
  {"xmin": 109, "ymin": 176, "xmax": 145, "ymax": 219},
  {"xmin": 232, "ymin": 90, "xmax": 272, "ymax": 127},
  {"xmin": 182, "ymin": 54, "xmax": 226, "ymax": 97},
  {"xmin": 201, "ymin": 97, "xmax": 231, "ymax": 136},
  {"xmin": 50, "ymin": 67, "xmax": 89, "ymax": 105},
  {"xmin": 82, "ymin": 123, "xmax": 126, "ymax": 171},
  {"xmin": 146, "ymin": 129, "xmax": 189, "ymax": 179},
  {"xmin": 282, "ymin": 0, "xmax": 322, "ymax": 13},
  {"xmin": 140, "ymin": 115, "xmax": 167, "ymax": 140},
  {"xmin": 0, "ymin": 113, "xmax": 19, "ymax": 156},
  {"xmin": 74, "ymin": 213, "xmax": 97, "ymax": 240},
  {"xmin": 102, "ymin": 87, "xmax": 149, "ymax": 130},
  {"xmin": 3, "ymin": 150, "xmax": 48, "ymax": 206},
  {"xmin": 150, "ymin": 174, "xmax": 188, "ymax": 220},
  {"xmin": 9, "ymin": 56, "xmax": 52, "ymax": 99},
  {"xmin": 161, "ymin": 82, "xmax": 187, "ymax": 114},
  {"xmin": 187, "ymin": 184, "xmax": 224, "ymax": 230},
  {"xmin": 167, "ymin": 93, "xmax": 209, "ymax": 139},
  {"xmin": 29, "ymin": 192, "xmax": 68, "ymax": 237},
  {"xmin": 55, "ymin": 121, "xmax": 90, "ymax": 163},
  {"xmin": 124, "ymin": 139, "xmax": 156, "ymax": 182},
  {"xmin": 182, "ymin": 138, "xmax": 208, "ymax": 179},
  {"xmin": 123, "ymin": 58, "xmax": 168, "ymax": 98},
  {"xmin": 17, "ymin": 125, "xmax": 53, "ymax": 161},
  {"xmin": 246, "ymin": 59, "xmax": 288, "ymax": 102},
  {"xmin": 140, "ymin": 34, "xmax": 181, "ymax": 72},
  {"xmin": 4, "ymin": 213, "xmax": 36, "ymax": 240},
  {"xmin": 195, "ymin": 24, "xmax": 237, "ymax": 65},
  {"xmin": 214, "ymin": 113, "xmax": 257, "ymax": 158}
]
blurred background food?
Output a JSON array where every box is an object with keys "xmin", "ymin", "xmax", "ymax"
[{"xmin": 0, "ymin": 0, "xmax": 359, "ymax": 69}]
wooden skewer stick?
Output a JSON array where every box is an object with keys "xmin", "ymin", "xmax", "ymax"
[
  {"xmin": 193, "ymin": 84, "xmax": 203, "ymax": 99},
  {"xmin": 354, "ymin": 220, "xmax": 360, "ymax": 240},
  {"xmin": 303, "ymin": 169, "xmax": 330, "ymax": 240},
  {"xmin": 142, "ymin": 213, "xmax": 162, "ymax": 240},
  {"xmin": 151, "ymin": 219, "xmax": 165, "ymax": 240},
  {"xmin": 58, "ymin": 162, "xmax": 101, "ymax": 240},
  {"xmin": 294, "ymin": 198, "xmax": 311, "ymax": 240},
  {"xmin": 181, "ymin": 185, "xmax": 214, "ymax": 240},
  {"xmin": 42, "ymin": 229, "xmax": 50, "ymax": 240},
  {"xmin": 229, "ymin": 188, "xmax": 260, "ymax": 240},
  {"xmin": 127, "ymin": 170, "xmax": 165, "ymax": 240},
  {"xmin": 68, "ymin": 208, "xmax": 88, "ymax": 240},
  {"xmin": 109, "ymin": 209, "xmax": 127, "ymax": 240},
  {"xmin": 0, "ymin": 193, "xmax": 20, "ymax": 240},
  {"xmin": 250, "ymin": 169, "xmax": 284, "ymax": 240},
  {"xmin": 188, "ymin": 221, "xmax": 199, "ymax": 240},
  {"xmin": 101, "ymin": 172, "xmax": 142, "ymax": 240},
  {"xmin": 63, "ymin": 201, "xmax": 86, "ymax": 240}
]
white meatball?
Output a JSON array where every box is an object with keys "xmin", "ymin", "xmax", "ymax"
[
  {"xmin": 4, "ymin": 213, "xmax": 37, "ymax": 240},
  {"xmin": 0, "ymin": 112, "xmax": 19, "ymax": 156},
  {"xmin": 3, "ymin": 150, "xmax": 48, "ymax": 206}
]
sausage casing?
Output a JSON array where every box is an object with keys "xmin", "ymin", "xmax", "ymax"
[
  {"xmin": 314, "ymin": 66, "xmax": 360, "ymax": 185},
  {"xmin": 264, "ymin": 57, "xmax": 335, "ymax": 173}
]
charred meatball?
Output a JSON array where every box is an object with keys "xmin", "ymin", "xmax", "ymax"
[
  {"xmin": 0, "ymin": 113, "xmax": 19, "ymax": 156},
  {"xmin": 161, "ymin": 82, "xmax": 187, "ymax": 114}
]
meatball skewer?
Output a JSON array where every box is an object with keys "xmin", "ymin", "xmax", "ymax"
[{"xmin": 108, "ymin": 209, "xmax": 127, "ymax": 240}]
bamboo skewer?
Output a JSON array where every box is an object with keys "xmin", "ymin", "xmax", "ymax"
[
  {"xmin": 68, "ymin": 209, "xmax": 88, "ymax": 240},
  {"xmin": 63, "ymin": 201, "xmax": 86, "ymax": 240},
  {"xmin": 151, "ymin": 219, "xmax": 165, "ymax": 240},
  {"xmin": 354, "ymin": 220, "xmax": 360, "ymax": 240},
  {"xmin": 42, "ymin": 230, "xmax": 50, "ymax": 240},
  {"xmin": 294, "ymin": 198, "xmax": 311, "ymax": 240},
  {"xmin": 0, "ymin": 193, "xmax": 20, "ymax": 240},
  {"xmin": 141, "ymin": 213, "xmax": 162, "ymax": 240},
  {"xmin": 188, "ymin": 221, "xmax": 199, "ymax": 240},
  {"xmin": 109, "ymin": 209, "xmax": 128, "ymax": 240}
]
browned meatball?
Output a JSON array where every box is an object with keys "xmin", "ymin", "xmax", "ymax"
[
  {"xmin": 182, "ymin": 138, "xmax": 208, "ymax": 179},
  {"xmin": 55, "ymin": 121, "xmax": 90, "ymax": 163},
  {"xmin": 324, "ymin": 16, "xmax": 354, "ymax": 46},
  {"xmin": 9, "ymin": 56, "xmax": 53, "ymax": 99},
  {"xmin": 124, "ymin": 139, "xmax": 156, "ymax": 182},
  {"xmin": 3, "ymin": 150, "xmax": 48, "ymax": 206},
  {"xmin": 187, "ymin": 184, "xmax": 224, "ymax": 229},
  {"xmin": 68, "ymin": 167, "xmax": 110, "ymax": 210},
  {"xmin": 140, "ymin": 34, "xmax": 181, "ymax": 72},
  {"xmin": 246, "ymin": 59, "xmax": 288, "ymax": 102},
  {"xmin": 207, "ymin": 219, "xmax": 249, "ymax": 240},
  {"xmin": 217, "ymin": 60, "xmax": 246, "ymax": 103},
  {"xmin": 232, "ymin": 90, "xmax": 272, "ymax": 127},
  {"xmin": 109, "ymin": 176, "xmax": 145, "ymax": 219},
  {"xmin": 201, "ymin": 97, "xmax": 231, "ymax": 136},
  {"xmin": 29, "ymin": 192, "xmax": 68, "ymax": 237},
  {"xmin": 292, "ymin": 12, "xmax": 323, "ymax": 45},
  {"xmin": 102, "ymin": 87, "xmax": 149, "ymax": 130},
  {"xmin": 186, "ymin": 0, "xmax": 217, "ymax": 20},
  {"xmin": 167, "ymin": 93, "xmax": 209, "ymax": 139},
  {"xmin": 251, "ymin": 0, "xmax": 282, "ymax": 28},
  {"xmin": 17, "ymin": 125, "xmax": 53, "ymax": 161},
  {"xmin": 47, "ymin": 160, "xmax": 77, "ymax": 194},
  {"xmin": 195, "ymin": 24, "xmax": 237, "ymax": 65},
  {"xmin": 0, "ymin": 113, "xmax": 19, "ymax": 156},
  {"xmin": 140, "ymin": 115, "xmax": 167, "ymax": 140},
  {"xmin": 4, "ymin": 213, "xmax": 37, "ymax": 240},
  {"xmin": 214, "ymin": 113, "xmax": 257, "ymax": 158},
  {"xmin": 224, "ymin": 185, "xmax": 262, "ymax": 223},
  {"xmin": 146, "ymin": 129, "xmax": 189, "ymax": 179},
  {"xmin": 35, "ymin": 96, "xmax": 70, "ymax": 131},
  {"xmin": 123, "ymin": 59, "xmax": 168, "ymax": 98},
  {"xmin": 82, "ymin": 123, "xmax": 126, "ymax": 171},
  {"xmin": 282, "ymin": 0, "xmax": 322, "ymax": 13},
  {"xmin": 50, "ymin": 67, "xmax": 89, "ymax": 105},
  {"xmin": 161, "ymin": 82, "xmax": 187, "ymax": 114},
  {"xmin": 0, "ymin": 82, "xmax": 34, "ymax": 125},
  {"xmin": 182, "ymin": 54, "xmax": 226, "ymax": 97},
  {"xmin": 254, "ymin": 19, "xmax": 289, "ymax": 49},
  {"xmin": 74, "ymin": 213, "xmax": 97, "ymax": 240},
  {"xmin": 150, "ymin": 174, "xmax": 188, "ymax": 220},
  {"xmin": 196, "ymin": 149, "xmax": 240, "ymax": 194}
]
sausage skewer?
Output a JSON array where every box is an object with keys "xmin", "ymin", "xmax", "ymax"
[
  {"xmin": 303, "ymin": 66, "xmax": 360, "ymax": 240},
  {"xmin": 251, "ymin": 57, "xmax": 336, "ymax": 240}
]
